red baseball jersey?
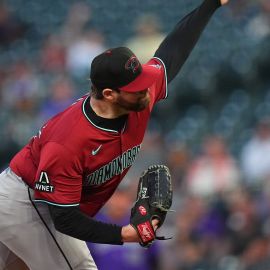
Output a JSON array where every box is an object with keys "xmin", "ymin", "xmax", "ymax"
[{"xmin": 10, "ymin": 58, "xmax": 167, "ymax": 217}]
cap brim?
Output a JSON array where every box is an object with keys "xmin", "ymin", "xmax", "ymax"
[{"xmin": 119, "ymin": 64, "xmax": 160, "ymax": 92}]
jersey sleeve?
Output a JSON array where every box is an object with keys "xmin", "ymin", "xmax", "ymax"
[
  {"xmin": 33, "ymin": 142, "xmax": 83, "ymax": 207},
  {"xmin": 146, "ymin": 57, "xmax": 168, "ymax": 104}
]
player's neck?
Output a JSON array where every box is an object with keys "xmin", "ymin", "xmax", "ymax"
[{"xmin": 90, "ymin": 97, "xmax": 128, "ymax": 119}]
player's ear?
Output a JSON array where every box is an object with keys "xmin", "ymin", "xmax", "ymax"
[{"xmin": 102, "ymin": 88, "xmax": 118, "ymax": 101}]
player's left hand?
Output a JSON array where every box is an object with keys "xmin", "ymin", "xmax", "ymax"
[
  {"xmin": 121, "ymin": 219, "xmax": 159, "ymax": 243},
  {"xmin": 220, "ymin": 0, "xmax": 229, "ymax": 5},
  {"xmin": 130, "ymin": 165, "xmax": 173, "ymax": 248}
]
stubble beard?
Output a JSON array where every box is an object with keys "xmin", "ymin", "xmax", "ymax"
[{"xmin": 116, "ymin": 96, "xmax": 150, "ymax": 112}]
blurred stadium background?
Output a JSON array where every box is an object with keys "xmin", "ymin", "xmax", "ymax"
[{"xmin": 1, "ymin": 0, "xmax": 270, "ymax": 269}]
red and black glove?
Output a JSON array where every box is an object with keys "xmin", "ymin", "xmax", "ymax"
[{"xmin": 130, "ymin": 165, "xmax": 173, "ymax": 248}]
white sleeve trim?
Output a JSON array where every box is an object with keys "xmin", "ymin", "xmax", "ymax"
[
  {"xmin": 33, "ymin": 199, "xmax": 80, "ymax": 207},
  {"xmin": 152, "ymin": 56, "xmax": 168, "ymax": 99}
]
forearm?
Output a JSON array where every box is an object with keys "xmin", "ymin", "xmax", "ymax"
[
  {"xmin": 49, "ymin": 204, "xmax": 158, "ymax": 245},
  {"xmin": 49, "ymin": 204, "xmax": 124, "ymax": 245},
  {"xmin": 154, "ymin": 0, "xmax": 221, "ymax": 83}
]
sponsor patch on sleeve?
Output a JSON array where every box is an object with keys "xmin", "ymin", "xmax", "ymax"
[{"xmin": 34, "ymin": 171, "xmax": 55, "ymax": 193}]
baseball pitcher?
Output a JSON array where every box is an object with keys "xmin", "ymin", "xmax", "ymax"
[{"xmin": 0, "ymin": 0, "xmax": 229, "ymax": 269}]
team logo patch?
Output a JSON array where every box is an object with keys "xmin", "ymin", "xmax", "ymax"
[
  {"xmin": 139, "ymin": 205, "xmax": 147, "ymax": 216},
  {"xmin": 125, "ymin": 56, "xmax": 140, "ymax": 74},
  {"xmin": 34, "ymin": 171, "xmax": 54, "ymax": 193}
]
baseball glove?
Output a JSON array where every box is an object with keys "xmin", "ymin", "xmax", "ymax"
[{"xmin": 130, "ymin": 164, "xmax": 173, "ymax": 248}]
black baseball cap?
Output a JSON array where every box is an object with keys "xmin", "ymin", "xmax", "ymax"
[{"xmin": 90, "ymin": 47, "xmax": 160, "ymax": 92}]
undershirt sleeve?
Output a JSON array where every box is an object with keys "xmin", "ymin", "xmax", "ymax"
[
  {"xmin": 154, "ymin": 0, "xmax": 221, "ymax": 83},
  {"xmin": 49, "ymin": 204, "xmax": 123, "ymax": 245}
]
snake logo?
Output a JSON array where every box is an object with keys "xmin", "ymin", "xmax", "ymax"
[{"xmin": 125, "ymin": 56, "xmax": 140, "ymax": 74}]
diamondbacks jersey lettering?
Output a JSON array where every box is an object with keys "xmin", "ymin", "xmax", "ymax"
[
  {"xmin": 86, "ymin": 144, "xmax": 141, "ymax": 186},
  {"xmin": 10, "ymin": 58, "xmax": 167, "ymax": 216}
]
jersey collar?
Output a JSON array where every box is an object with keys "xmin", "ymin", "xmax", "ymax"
[{"xmin": 82, "ymin": 96, "xmax": 127, "ymax": 133}]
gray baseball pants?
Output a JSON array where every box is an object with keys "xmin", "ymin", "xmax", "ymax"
[{"xmin": 0, "ymin": 168, "xmax": 97, "ymax": 270}]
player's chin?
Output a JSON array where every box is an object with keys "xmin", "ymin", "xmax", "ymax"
[{"xmin": 135, "ymin": 98, "xmax": 150, "ymax": 111}]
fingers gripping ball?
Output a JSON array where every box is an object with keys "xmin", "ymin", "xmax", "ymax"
[{"xmin": 130, "ymin": 165, "xmax": 173, "ymax": 247}]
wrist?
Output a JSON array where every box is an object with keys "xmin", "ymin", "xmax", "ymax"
[{"xmin": 121, "ymin": 224, "xmax": 140, "ymax": 243}]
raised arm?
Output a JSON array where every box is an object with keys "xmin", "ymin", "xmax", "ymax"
[{"xmin": 154, "ymin": 0, "xmax": 229, "ymax": 83}]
